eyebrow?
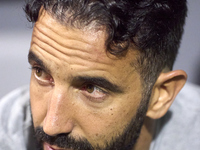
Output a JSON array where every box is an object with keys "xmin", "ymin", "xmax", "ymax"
[
  {"xmin": 28, "ymin": 51, "xmax": 51, "ymax": 74},
  {"xmin": 72, "ymin": 76, "xmax": 124, "ymax": 93}
]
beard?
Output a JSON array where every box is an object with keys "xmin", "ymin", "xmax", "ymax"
[{"xmin": 33, "ymin": 92, "xmax": 150, "ymax": 150}]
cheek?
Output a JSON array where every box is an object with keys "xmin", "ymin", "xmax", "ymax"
[
  {"xmin": 30, "ymin": 75, "xmax": 49, "ymax": 127},
  {"xmin": 78, "ymin": 96, "xmax": 140, "ymax": 146}
]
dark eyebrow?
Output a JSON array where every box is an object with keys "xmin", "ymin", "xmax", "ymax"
[
  {"xmin": 73, "ymin": 76, "xmax": 124, "ymax": 93},
  {"xmin": 28, "ymin": 51, "xmax": 51, "ymax": 74}
]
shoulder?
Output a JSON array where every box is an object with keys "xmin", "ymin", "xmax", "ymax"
[
  {"xmin": 0, "ymin": 86, "xmax": 31, "ymax": 150},
  {"xmin": 0, "ymin": 85, "xmax": 30, "ymax": 105},
  {"xmin": 0, "ymin": 86, "xmax": 30, "ymax": 120},
  {"xmin": 151, "ymin": 82, "xmax": 200, "ymax": 150},
  {"xmin": 0, "ymin": 85, "xmax": 30, "ymax": 122}
]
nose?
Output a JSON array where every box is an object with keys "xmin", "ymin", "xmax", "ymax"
[{"xmin": 43, "ymin": 87, "xmax": 74, "ymax": 136}]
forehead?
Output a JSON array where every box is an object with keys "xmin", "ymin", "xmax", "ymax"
[
  {"xmin": 33, "ymin": 9, "xmax": 110, "ymax": 63},
  {"xmin": 30, "ymin": 9, "xmax": 141, "ymax": 89}
]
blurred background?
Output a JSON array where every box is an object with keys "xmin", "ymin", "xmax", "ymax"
[{"xmin": 0, "ymin": 0, "xmax": 200, "ymax": 98}]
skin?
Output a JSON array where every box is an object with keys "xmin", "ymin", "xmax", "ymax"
[
  {"xmin": 29, "ymin": 10, "xmax": 144, "ymax": 150},
  {"xmin": 29, "ymin": 8, "xmax": 187, "ymax": 150}
]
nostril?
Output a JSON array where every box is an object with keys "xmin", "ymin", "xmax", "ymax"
[{"xmin": 43, "ymin": 115, "xmax": 74, "ymax": 136}]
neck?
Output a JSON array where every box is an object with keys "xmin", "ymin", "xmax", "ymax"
[{"xmin": 133, "ymin": 117, "xmax": 156, "ymax": 150}]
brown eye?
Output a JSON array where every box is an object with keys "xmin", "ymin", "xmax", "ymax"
[
  {"xmin": 32, "ymin": 66, "xmax": 54, "ymax": 85},
  {"xmin": 81, "ymin": 84, "xmax": 107, "ymax": 102},
  {"xmin": 36, "ymin": 68, "xmax": 43, "ymax": 77},
  {"xmin": 86, "ymin": 84, "xmax": 94, "ymax": 93}
]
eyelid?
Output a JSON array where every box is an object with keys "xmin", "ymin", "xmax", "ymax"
[
  {"xmin": 81, "ymin": 83, "xmax": 108, "ymax": 103},
  {"xmin": 81, "ymin": 82, "xmax": 108, "ymax": 93},
  {"xmin": 30, "ymin": 61, "xmax": 50, "ymax": 74},
  {"xmin": 31, "ymin": 65, "xmax": 54, "ymax": 85},
  {"xmin": 93, "ymin": 85, "xmax": 108, "ymax": 94},
  {"xmin": 31, "ymin": 65, "xmax": 47, "ymax": 74}
]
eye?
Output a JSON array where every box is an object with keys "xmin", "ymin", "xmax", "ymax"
[
  {"xmin": 32, "ymin": 66, "xmax": 54, "ymax": 85},
  {"xmin": 35, "ymin": 67, "xmax": 43, "ymax": 77},
  {"xmin": 85, "ymin": 84, "xmax": 95, "ymax": 93},
  {"xmin": 82, "ymin": 84, "xmax": 107, "ymax": 102}
]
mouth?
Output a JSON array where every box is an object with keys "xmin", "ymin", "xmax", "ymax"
[{"xmin": 43, "ymin": 142, "xmax": 72, "ymax": 150}]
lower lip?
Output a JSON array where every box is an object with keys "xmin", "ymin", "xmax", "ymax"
[
  {"xmin": 43, "ymin": 143, "xmax": 56, "ymax": 150},
  {"xmin": 43, "ymin": 142, "xmax": 74, "ymax": 150}
]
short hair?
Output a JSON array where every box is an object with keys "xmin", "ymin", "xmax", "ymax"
[{"xmin": 25, "ymin": 0, "xmax": 187, "ymax": 88}]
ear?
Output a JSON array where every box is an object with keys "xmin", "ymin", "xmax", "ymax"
[{"xmin": 146, "ymin": 70, "xmax": 187, "ymax": 119}]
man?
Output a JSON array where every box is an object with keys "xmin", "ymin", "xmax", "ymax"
[{"xmin": 1, "ymin": 0, "xmax": 200, "ymax": 150}]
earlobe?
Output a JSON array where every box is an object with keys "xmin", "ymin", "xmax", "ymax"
[{"xmin": 146, "ymin": 70, "xmax": 187, "ymax": 119}]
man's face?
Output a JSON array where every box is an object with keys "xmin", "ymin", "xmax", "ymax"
[{"xmin": 29, "ymin": 10, "xmax": 147, "ymax": 150}]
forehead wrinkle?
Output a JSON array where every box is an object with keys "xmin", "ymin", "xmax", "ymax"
[
  {"xmin": 34, "ymin": 22, "xmax": 92, "ymax": 54},
  {"xmin": 34, "ymin": 19, "xmax": 112, "ymax": 66},
  {"xmin": 37, "ymin": 10, "xmax": 106, "ymax": 52},
  {"xmin": 31, "ymin": 36, "xmax": 113, "ymax": 75},
  {"xmin": 32, "ymin": 33, "xmax": 112, "ymax": 71},
  {"xmin": 35, "ymin": 10, "xmax": 126, "ymax": 66},
  {"xmin": 31, "ymin": 35, "xmax": 113, "ymax": 74},
  {"xmin": 33, "ymin": 28, "xmax": 115, "ymax": 73},
  {"xmin": 34, "ymin": 23, "xmax": 91, "ymax": 57}
]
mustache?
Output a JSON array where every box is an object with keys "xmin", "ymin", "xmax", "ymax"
[{"xmin": 35, "ymin": 127, "xmax": 94, "ymax": 150}]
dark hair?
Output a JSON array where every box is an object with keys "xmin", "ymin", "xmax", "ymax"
[{"xmin": 24, "ymin": 0, "xmax": 187, "ymax": 87}]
